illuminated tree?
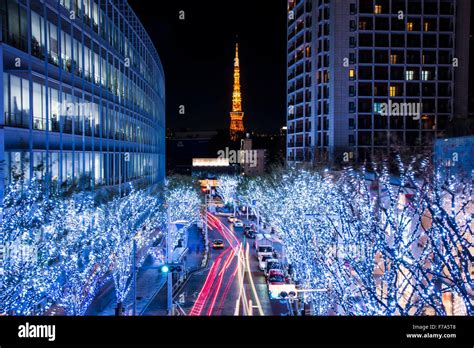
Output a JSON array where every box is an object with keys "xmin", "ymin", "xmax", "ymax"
[
  {"xmin": 242, "ymin": 161, "xmax": 473, "ymax": 316},
  {"xmin": 216, "ymin": 175, "xmax": 240, "ymax": 207},
  {"xmin": 165, "ymin": 177, "xmax": 202, "ymax": 249}
]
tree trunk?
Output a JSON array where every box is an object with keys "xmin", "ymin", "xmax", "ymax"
[{"xmin": 115, "ymin": 302, "xmax": 123, "ymax": 316}]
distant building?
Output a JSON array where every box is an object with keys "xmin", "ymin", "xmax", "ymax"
[
  {"xmin": 191, "ymin": 157, "xmax": 239, "ymax": 179},
  {"xmin": 240, "ymin": 138, "xmax": 266, "ymax": 176},
  {"xmin": 167, "ymin": 131, "xmax": 218, "ymax": 175},
  {"xmin": 287, "ymin": 0, "xmax": 471, "ymax": 165}
]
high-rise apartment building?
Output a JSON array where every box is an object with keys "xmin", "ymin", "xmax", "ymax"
[{"xmin": 287, "ymin": 0, "xmax": 470, "ymax": 164}]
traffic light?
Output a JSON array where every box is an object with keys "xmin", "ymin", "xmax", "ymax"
[{"xmin": 159, "ymin": 264, "xmax": 183, "ymax": 273}]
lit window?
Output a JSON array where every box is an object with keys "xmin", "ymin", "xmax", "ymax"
[
  {"xmin": 324, "ymin": 71, "xmax": 330, "ymax": 83},
  {"xmin": 405, "ymin": 70, "xmax": 414, "ymax": 80},
  {"xmin": 407, "ymin": 22, "xmax": 413, "ymax": 31},
  {"xmin": 424, "ymin": 22, "xmax": 429, "ymax": 31},
  {"xmin": 390, "ymin": 86, "xmax": 397, "ymax": 97},
  {"xmin": 374, "ymin": 102, "xmax": 383, "ymax": 113},
  {"xmin": 374, "ymin": 5, "xmax": 382, "ymax": 14},
  {"xmin": 390, "ymin": 54, "xmax": 398, "ymax": 64},
  {"xmin": 421, "ymin": 70, "xmax": 430, "ymax": 80},
  {"xmin": 349, "ymin": 69, "xmax": 355, "ymax": 79}
]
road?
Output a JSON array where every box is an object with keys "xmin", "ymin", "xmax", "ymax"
[{"xmin": 178, "ymin": 213, "xmax": 289, "ymax": 316}]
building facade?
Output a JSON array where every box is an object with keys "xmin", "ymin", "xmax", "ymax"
[
  {"xmin": 0, "ymin": 0, "xmax": 165, "ymax": 199},
  {"xmin": 287, "ymin": 0, "xmax": 471, "ymax": 165}
]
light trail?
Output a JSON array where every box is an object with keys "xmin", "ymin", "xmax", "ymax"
[
  {"xmin": 215, "ymin": 244, "xmax": 242, "ymax": 315},
  {"xmin": 245, "ymin": 242, "xmax": 265, "ymax": 316},
  {"xmin": 193, "ymin": 213, "xmax": 265, "ymax": 316},
  {"xmin": 189, "ymin": 247, "xmax": 230, "ymax": 316},
  {"xmin": 206, "ymin": 247, "xmax": 238, "ymax": 315}
]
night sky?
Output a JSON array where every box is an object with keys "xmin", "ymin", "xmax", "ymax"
[{"xmin": 127, "ymin": 0, "xmax": 287, "ymax": 134}]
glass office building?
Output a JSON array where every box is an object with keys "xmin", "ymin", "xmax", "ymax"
[
  {"xmin": 287, "ymin": 0, "xmax": 470, "ymax": 164},
  {"xmin": 0, "ymin": 0, "xmax": 165, "ymax": 198}
]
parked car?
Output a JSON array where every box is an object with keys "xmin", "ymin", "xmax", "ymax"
[
  {"xmin": 267, "ymin": 269, "xmax": 286, "ymax": 284},
  {"xmin": 212, "ymin": 239, "xmax": 224, "ymax": 249},
  {"xmin": 264, "ymin": 259, "xmax": 282, "ymax": 277},
  {"xmin": 258, "ymin": 255, "xmax": 273, "ymax": 271},
  {"xmin": 256, "ymin": 245, "xmax": 274, "ymax": 260},
  {"xmin": 267, "ymin": 270, "xmax": 297, "ymax": 299}
]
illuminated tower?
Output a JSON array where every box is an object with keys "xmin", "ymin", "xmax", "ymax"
[{"xmin": 230, "ymin": 43, "xmax": 245, "ymax": 141}]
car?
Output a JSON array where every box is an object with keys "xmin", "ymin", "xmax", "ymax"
[
  {"xmin": 264, "ymin": 259, "xmax": 282, "ymax": 277},
  {"xmin": 244, "ymin": 229, "xmax": 256, "ymax": 239},
  {"xmin": 258, "ymin": 255, "xmax": 273, "ymax": 271},
  {"xmin": 256, "ymin": 245, "xmax": 274, "ymax": 259},
  {"xmin": 227, "ymin": 216, "xmax": 237, "ymax": 223},
  {"xmin": 212, "ymin": 239, "xmax": 224, "ymax": 249},
  {"xmin": 267, "ymin": 270, "xmax": 297, "ymax": 299},
  {"xmin": 267, "ymin": 269, "xmax": 286, "ymax": 283},
  {"xmin": 234, "ymin": 220, "xmax": 244, "ymax": 228}
]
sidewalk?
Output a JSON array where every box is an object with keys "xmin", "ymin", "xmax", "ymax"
[
  {"xmin": 86, "ymin": 255, "xmax": 166, "ymax": 316},
  {"xmin": 185, "ymin": 225, "xmax": 207, "ymax": 272},
  {"xmin": 86, "ymin": 225, "xmax": 206, "ymax": 316},
  {"xmin": 141, "ymin": 225, "xmax": 206, "ymax": 315}
]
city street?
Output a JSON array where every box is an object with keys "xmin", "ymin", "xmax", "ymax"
[{"xmin": 176, "ymin": 213, "xmax": 289, "ymax": 316}]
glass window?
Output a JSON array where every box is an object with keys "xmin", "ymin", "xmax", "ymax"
[
  {"xmin": 101, "ymin": 57, "xmax": 107, "ymax": 87},
  {"xmin": 92, "ymin": 2, "xmax": 99, "ymax": 31},
  {"xmin": 73, "ymin": 38, "xmax": 82, "ymax": 76},
  {"xmin": 33, "ymin": 152, "xmax": 45, "ymax": 180},
  {"xmin": 62, "ymin": 31, "xmax": 72, "ymax": 72},
  {"xmin": 9, "ymin": 75, "xmax": 22, "ymax": 126},
  {"xmin": 7, "ymin": 0, "xmax": 20, "ymax": 48},
  {"xmin": 349, "ymin": 69, "xmax": 355, "ymax": 79},
  {"xmin": 94, "ymin": 52, "xmax": 100, "ymax": 84},
  {"xmin": 84, "ymin": 46, "xmax": 91, "ymax": 80},
  {"xmin": 33, "ymin": 83, "xmax": 44, "ymax": 130},
  {"xmin": 48, "ymin": 23, "xmax": 59, "ymax": 65},
  {"xmin": 51, "ymin": 152, "xmax": 59, "ymax": 184},
  {"xmin": 3, "ymin": 73, "xmax": 9, "ymax": 119},
  {"xmin": 49, "ymin": 87, "xmax": 59, "ymax": 132},
  {"xmin": 84, "ymin": 0, "xmax": 91, "ymax": 18},
  {"xmin": 390, "ymin": 86, "xmax": 397, "ymax": 97},
  {"xmin": 31, "ymin": 11, "xmax": 44, "ymax": 58}
]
